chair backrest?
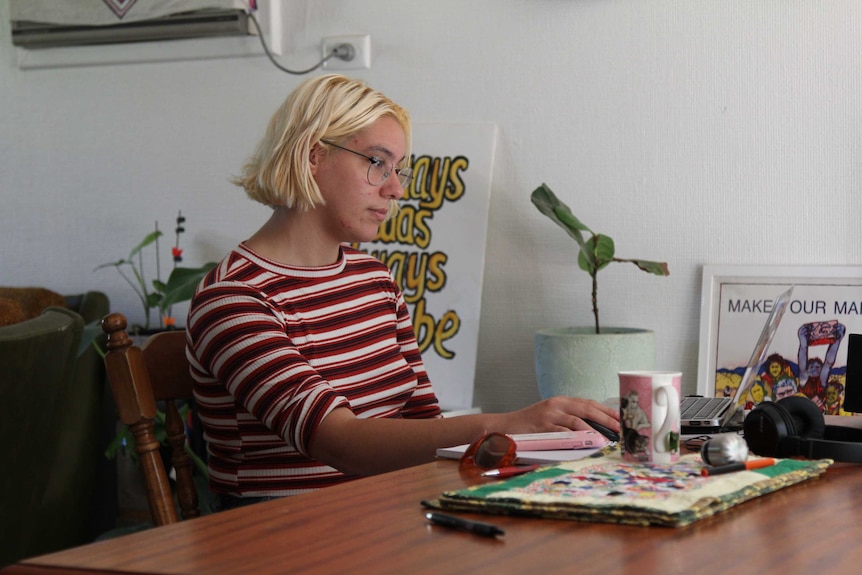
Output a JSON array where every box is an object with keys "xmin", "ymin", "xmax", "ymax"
[
  {"xmin": 101, "ymin": 312, "xmax": 199, "ymax": 526},
  {"xmin": 0, "ymin": 307, "xmax": 82, "ymax": 567},
  {"xmin": 41, "ymin": 292, "xmax": 111, "ymax": 552}
]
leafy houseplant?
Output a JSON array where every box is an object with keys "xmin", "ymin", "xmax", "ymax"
[
  {"xmin": 94, "ymin": 212, "xmax": 215, "ymax": 501},
  {"xmin": 530, "ymin": 183, "xmax": 670, "ymax": 403},
  {"xmin": 95, "ymin": 211, "xmax": 216, "ymax": 333},
  {"xmin": 530, "ymin": 183, "xmax": 670, "ymax": 333}
]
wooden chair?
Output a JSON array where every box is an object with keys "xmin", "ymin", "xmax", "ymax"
[{"xmin": 101, "ymin": 312, "xmax": 200, "ymax": 526}]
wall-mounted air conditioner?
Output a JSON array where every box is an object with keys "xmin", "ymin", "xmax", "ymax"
[
  {"xmin": 7, "ymin": 1, "xmax": 271, "ymax": 70},
  {"xmin": 11, "ymin": 8, "xmax": 250, "ymax": 50}
]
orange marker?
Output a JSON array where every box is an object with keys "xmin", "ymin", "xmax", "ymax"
[{"xmin": 701, "ymin": 458, "xmax": 777, "ymax": 477}]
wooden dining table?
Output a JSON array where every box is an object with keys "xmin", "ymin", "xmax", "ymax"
[{"xmin": 3, "ymin": 456, "xmax": 862, "ymax": 575}]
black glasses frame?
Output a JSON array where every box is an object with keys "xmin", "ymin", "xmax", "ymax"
[{"xmin": 321, "ymin": 140, "xmax": 413, "ymax": 188}]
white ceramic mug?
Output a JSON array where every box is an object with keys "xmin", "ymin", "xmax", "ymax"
[{"xmin": 618, "ymin": 371, "xmax": 681, "ymax": 463}]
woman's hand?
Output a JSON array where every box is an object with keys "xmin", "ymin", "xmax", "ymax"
[{"xmin": 499, "ymin": 396, "xmax": 620, "ymax": 435}]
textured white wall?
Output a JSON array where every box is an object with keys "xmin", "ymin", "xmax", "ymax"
[{"xmin": 2, "ymin": 1, "xmax": 860, "ymax": 413}]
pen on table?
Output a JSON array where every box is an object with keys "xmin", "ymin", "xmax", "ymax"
[
  {"xmin": 481, "ymin": 464, "xmax": 540, "ymax": 478},
  {"xmin": 701, "ymin": 458, "xmax": 777, "ymax": 477},
  {"xmin": 425, "ymin": 512, "xmax": 505, "ymax": 538}
]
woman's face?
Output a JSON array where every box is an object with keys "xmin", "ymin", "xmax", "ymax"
[
  {"xmin": 311, "ymin": 116, "xmax": 407, "ymax": 244},
  {"xmin": 774, "ymin": 381, "xmax": 795, "ymax": 400},
  {"xmin": 769, "ymin": 361, "xmax": 782, "ymax": 378},
  {"xmin": 751, "ymin": 384, "xmax": 764, "ymax": 402}
]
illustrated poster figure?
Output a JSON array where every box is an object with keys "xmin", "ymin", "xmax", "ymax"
[
  {"xmin": 772, "ymin": 377, "xmax": 798, "ymax": 400},
  {"xmin": 824, "ymin": 381, "xmax": 845, "ymax": 416},
  {"xmin": 744, "ymin": 382, "xmax": 770, "ymax": 411},
  {"xmin": 758, "ymin": 353, "xmax": 795, "ymax": 400},
  {"xmin": 797, "ymin": 320, "xmax": 846, "ymax": 412}
]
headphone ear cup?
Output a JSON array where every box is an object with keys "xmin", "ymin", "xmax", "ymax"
[
  {"xmin": 745, "ymin": 394, "xmax": 862, "ymax": 463},
  {"xmin": 743, "ymin": 401, "xmax": 796, "ymax": 457},
  {"xmin": 775, "ymin": 396, "xmax": 825, "ymax": 439}
]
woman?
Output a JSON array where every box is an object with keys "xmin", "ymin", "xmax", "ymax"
[{"xmin": 187, "ymin": 74, "xmax": 619, "ymax": 507}]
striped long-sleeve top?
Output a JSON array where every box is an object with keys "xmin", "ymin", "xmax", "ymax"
[{"xmin": 186, "ymin": 243, "xmax": 441, "ymax": 496}]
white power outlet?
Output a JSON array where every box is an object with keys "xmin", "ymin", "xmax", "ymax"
[{"xmin": 322, "ymin": 34, "xmax": 371, "ymax": 70}]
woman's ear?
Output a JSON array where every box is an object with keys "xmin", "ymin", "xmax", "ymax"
[{"xmin": 308, "ymin": 141, "xmax": 325, "ymax": 174}]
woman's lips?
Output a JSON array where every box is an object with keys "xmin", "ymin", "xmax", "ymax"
[{"xmin": 370, "ymin": 208, "xmax": 389, "ymax": 221}]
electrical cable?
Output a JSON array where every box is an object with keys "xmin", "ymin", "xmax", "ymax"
[{"xmin": 245, "ymin": 10, "xmax": 345, "ymax": 75}]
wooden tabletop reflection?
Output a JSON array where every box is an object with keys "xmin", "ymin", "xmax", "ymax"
[{"xmin": 3, "ymin": 458, "xmax": 862, "ymax": 575}]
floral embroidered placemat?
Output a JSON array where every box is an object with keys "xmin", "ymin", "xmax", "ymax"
[{"xmin": 424, "ymin": 448, "xmax": 831, "ymax": 527}]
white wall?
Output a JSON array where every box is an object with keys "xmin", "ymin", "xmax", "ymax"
[{"xmin": 2, "ymin": 1, "xmax": 860, "ymax": 413}]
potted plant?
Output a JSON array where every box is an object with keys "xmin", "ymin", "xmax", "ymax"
[
  {"xmin": 95, "ymin": 211, "xmax": 216, "ymax": 334},
  {"xmin": 530, "ymin": 183, "xmax": 670, "ymax": 402},
  {"xmin": 93, "ymin": 212, "xmax": 215, "ymax": 521}
]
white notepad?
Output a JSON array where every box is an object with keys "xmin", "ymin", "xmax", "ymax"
[{"xmin": 436, "ymin": 442, "xmax": 605, "ymax": 465}]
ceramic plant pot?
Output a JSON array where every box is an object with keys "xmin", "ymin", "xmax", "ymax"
[{"xmin": 534, "ymin": 327, "xmax": 656, "ymax": 403}]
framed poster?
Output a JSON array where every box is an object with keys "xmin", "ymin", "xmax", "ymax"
[
  {"xmin": 697, "ymin": 265, "xmax": 862, "ymax": 415},
  {"xmin": 354, "ymin": 123, "xmax": 497, "ymax": 411}
]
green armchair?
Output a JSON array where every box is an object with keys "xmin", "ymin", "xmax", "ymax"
[
  {"xmin": 43, "ymin": 292, "xmax": 112, "ymax": 549},
  {"xmin": 0, "ymin": 291, "xmax": 110, "ymax": 568}
]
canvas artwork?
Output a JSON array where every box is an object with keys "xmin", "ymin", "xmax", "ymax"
[
  {"xmin": 354, "ymin": 123, "xmax": 497, "ymax": 411},
  {"xmin": 698, "ymin": 266, "xmax": 862, "ymax": 416}
]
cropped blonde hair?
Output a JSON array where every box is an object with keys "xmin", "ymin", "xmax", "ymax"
[{"xmin": 233, "ymin": 74, "xmax": 412, "ymax": 210}]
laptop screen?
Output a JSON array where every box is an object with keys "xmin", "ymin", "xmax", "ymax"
[
  {"xmin": 843, "ymin": 334, "xmax": 862, "ymax": 413},
  {"xmin": 726, "ymin": 286, "xmax": 794, "ymax": 417}
]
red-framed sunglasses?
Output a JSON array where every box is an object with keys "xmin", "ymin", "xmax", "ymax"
[{"xmin": 459, "ymin": 432, "xmax": 518, "ymax": 472}]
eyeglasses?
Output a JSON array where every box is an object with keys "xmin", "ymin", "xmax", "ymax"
[
  {"xmin": 321, "ymin": 140, "xmax": 413, "ymax": 188},
  {"xmin": 459, "ymin": 432, "xmax": 518, "ymax": 473}
]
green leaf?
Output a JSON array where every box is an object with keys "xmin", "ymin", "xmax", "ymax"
[
  {"xmin": 93, "ymin": 259, "xmax": 127, "ymax": 271},
  {"xmin": 77, "ymin": 320, "xmax": 104, "ymax": 357},
  {"xmin": 128, "ymin": 230, "xmax": 163, "ymax": 260},
  {"xmin": 145, "ymin": 291, "xmax": 162, "ymax": 309},
  {"xmin": 576, "ymin": 234, "xmax": 614, "ymax": 273},
  {"xmin": 630, "ymin": 259, "xmax": 670, "ymax": 276},
  {"xmin": 530, "ymin": 182, "xmax": 670, "ymax": 333},
  {"xmin": 530, "ymin": 183, "xmax": 592, "ymax": 250},
  {"xmin": 153, "ymin": 412, "xmax": 168, "ymax": 445},
  {"xmin": 159, "ymin": 263, "xmax": 216, "ymax": 309},
  {"xmin": 104, "ymin": 425, "xmax": 134, "ymax": 461},
  {"xmin": 577, "ymin": 250, "xmax": 593, "ymax": 273},
  {"xmin": 590, "ymin": 234, "xmax": 615, "ymax": 270}
]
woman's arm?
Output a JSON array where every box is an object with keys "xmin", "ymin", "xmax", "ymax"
[{"xmin": 309, "ymin": 396, "xmax": 620, "ymax": 476}]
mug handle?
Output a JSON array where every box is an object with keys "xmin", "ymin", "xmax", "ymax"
[{"xmin": 653, "ymin": 384, "xmax": 680, "ymax": 453}]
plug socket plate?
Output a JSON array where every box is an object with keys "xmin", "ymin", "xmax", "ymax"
[{"xmin": 322, "ymin": 34, "xmax": 371, "ymax": 70}]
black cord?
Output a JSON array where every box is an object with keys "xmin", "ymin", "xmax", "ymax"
[{"xmin": 246, "ymin": 11, "xmax": 340, "ymax": 75}]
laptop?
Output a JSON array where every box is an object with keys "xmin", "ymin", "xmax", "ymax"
[
  {"xmin": 681, "ymin": 285, "xmax": 794, "ymax": 434},
  {"xmin": 844, "ymin": 333, "xmax": 862, "ymax": 413}
]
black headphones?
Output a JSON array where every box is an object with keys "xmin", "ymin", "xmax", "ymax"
[{"xmin": 743, "ymin": 396, "xmax": 862, "ymax": 462}]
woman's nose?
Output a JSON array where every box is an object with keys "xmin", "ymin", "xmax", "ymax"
[{"xmin": 382, "ymin": 174, "xmax": 405, "ymax": 200}]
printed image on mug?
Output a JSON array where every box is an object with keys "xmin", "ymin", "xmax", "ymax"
[{"xmin": 618, "ymin": 371, "xmax": 681, "ymax": 464}]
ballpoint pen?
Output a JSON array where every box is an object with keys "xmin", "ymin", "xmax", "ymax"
[
  {"xmin": 425, "ymin": 512, "xmax": 505, "ymax": 538},
  {"xmin": 481, "ymin": 464, "xmax": 540, "ymax": 478}
]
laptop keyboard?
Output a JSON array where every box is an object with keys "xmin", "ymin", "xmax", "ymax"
[{"xmin": 681, "ymin": 397, "xmax": 728, "ymax": 420}]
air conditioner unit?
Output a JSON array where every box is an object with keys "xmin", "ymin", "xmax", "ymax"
[{"xmin": 11, "ymin": 8, "xmax": 250, "ymax": 50}]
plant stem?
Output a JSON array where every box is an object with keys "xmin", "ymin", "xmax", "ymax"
[
  {"xmin": 154, "ymin": 221, "xmax": 163, "ymax": 329},
  {"xmin": 117, "ymin": 266, "xmax": 150, "ymax": 330},
  {"xmin": 185, "ymin": 444, "xmax": 209, "ymax": 479},
  {"xmin": 592, "ymin": 271, "xmax": 600, "ymax": 334}
]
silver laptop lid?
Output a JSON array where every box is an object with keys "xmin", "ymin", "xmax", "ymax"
[{"xmin": 722, "ymin": 286, "xmax": 794, "ymax": 425}]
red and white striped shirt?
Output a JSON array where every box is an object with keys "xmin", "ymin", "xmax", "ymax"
[{"xmin": 186, "ymin": 244, "xmax": 441, "ymax": 496}]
